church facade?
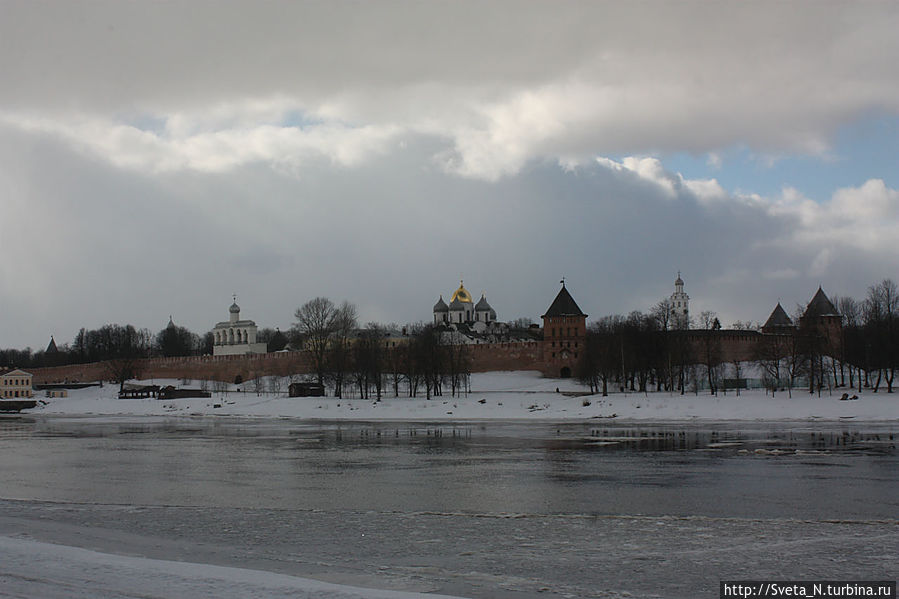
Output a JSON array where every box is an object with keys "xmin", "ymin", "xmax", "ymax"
[
  {"xmin": 212, "ymin": 298, "xmax": 267, "ymax": 356},
  {"xmin": 433, "ymin": 281, "xmax": 497, "ymax": 326}
]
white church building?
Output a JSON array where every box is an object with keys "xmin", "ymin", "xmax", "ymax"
[
  {"xmin": 212, "ymin": 297, "xmax": 267, "ymax": 356},
  {"xmin": 433, "ymin": 280, "xmax": 497, "ymax": 326}
]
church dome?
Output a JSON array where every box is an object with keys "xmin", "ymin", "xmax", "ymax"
[
  {"xmin": 475, "ymin": 294, "xmax": 492, "ymax": 311},
  {"xmin": 450, "ymin": 281, "xmax": 473, "ymax": 304},
  {"xmin": 433, "ymin": 296, "xmax": 449, "ymax": 312},
  {"xmin": 675, "ymin": 273, "xmax": 684, "ymax": 286},
  {"xmin": 449, "ymin": 296, "xmax": 467, "ymax": 310},
  {"xmin": 229, "ymin": 302, "xmax": 240, "ymax": 314}
]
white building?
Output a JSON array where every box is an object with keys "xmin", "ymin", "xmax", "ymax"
[
  {"xmin": 212, "ymin": 298, "xmax": 268, "ymax": 356},
  {"xmin": 669, "ymin": 272, "xmax": 690, "ymax": 329},
  {"xmin": 1, "ymin": 369, "xmax": 33, "ymax": 399},
  {"xmin": 433, "ymin": 281, "xmax": 497, "ymax": 326}
]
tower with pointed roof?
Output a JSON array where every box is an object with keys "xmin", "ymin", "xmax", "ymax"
[
  {"xmin": 799, "ymin": 286, "xmax": 842, "ymax": 354},
  {"xmin": 541, "ymin": 280, "xmax": 587, "ymax": 378},
  {"xmin": 762, "ymin": 302, "xmax": 794, "ymax": 334}
]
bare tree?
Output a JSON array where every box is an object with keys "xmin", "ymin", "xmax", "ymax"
[
  {"xmin": 293, "ymin": 297, "xmax": 339, "ymax": 387},
  {"xmin": 754, "ymin": 332, "xmax": 794, "ymax": 397},
  {"xmin": 293, "ymin": 298, "xmax": 356, "ymax": 393},
  {"xmin": 577, "ymin": 317, "xmax": 623, "ymax": 396},
  {"xmin": 445, "ymin": 331, "xmax": 472, "ymax": 398},
  {"xmin": 864, "ymin": 279, "xmax": 898, "ymax": 392},
  {"xmin": 697, "ymin": 311, "xmax": 723, "ymax": 394},
  {"xmin": 410, "ymin": 324, "xmax": 444, "ymax": 399},
  {"xmin": 252, "ymin": 372, "xmax": 265, "ymax": 396},
  {"xmin": 836, "ymin": 296, "xmax": 862, "ymax": 388},
  {"xmin": 354, "ymin": 323, "xmax": 385, "ymax": 400},
  {"xmin": 102, "ymin": 325, "xmax": 151, "ymax": 392},
  {"xmin": 327, "ymin": 302, "xmax": 358, "ymax": 398}
]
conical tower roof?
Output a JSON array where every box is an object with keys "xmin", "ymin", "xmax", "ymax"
[
  {"xmin": 763, "ymin": 302, "xmax": 793, "ymax": 330},
  {"xmin": 542, "ymin": 283, "xmax": 586, "ymax": 318},
  {"xmin": 803, "ymin": 287, "xmax": 839, "ymax": 318}
]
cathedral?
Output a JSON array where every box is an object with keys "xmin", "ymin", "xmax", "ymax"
[{"xmin": 433, "ymin": 281, "xmax": 497, "ymax": 326}]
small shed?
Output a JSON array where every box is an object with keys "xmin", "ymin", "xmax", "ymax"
[
  {"xmin": 289, "ymin": 382, "xmax": 325, "ymax": 397},
  {"xmin": 157, "ymin": 386, "xmax": 212, "ymax": 400},
  {"xmin": 118, "ymin": 385, "xmax": 160, "ymax": 399}
]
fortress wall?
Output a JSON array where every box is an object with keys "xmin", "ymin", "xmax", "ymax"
[
  {"xmin": 468, "ymin": 342, "xmax": 543, "ymax": 372},
  {"xmin": 679, "ymin": 330, "xmax": 762, "ymax": 364},
  {"xmin": 30, "ymin": 342, "xmax": 544, "ymax": 386},
  {"xmin": 29, "ymin": 334, "xmax": 768, "ymax": 387},
  {"xmin": 31, "ymin": 352, "xmax": 315, "ymax": 385}
]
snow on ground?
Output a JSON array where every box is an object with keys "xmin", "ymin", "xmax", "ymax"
[
  {"xmin": 29, "ymin": 371, "xmax": 899, "ymax": 422},
  {"xmin": 0, "ymin": 535, "xmax": 466, "ymax": 599}
]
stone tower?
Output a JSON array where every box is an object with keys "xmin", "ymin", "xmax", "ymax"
[{"xmin": 541, "ymin": 281, "xmax": 587, "ymax": 378}]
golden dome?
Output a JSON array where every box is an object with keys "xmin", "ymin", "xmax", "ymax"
[{"xmin": 450, "ymin": 280, "xmax": 473, "ymax": 304}]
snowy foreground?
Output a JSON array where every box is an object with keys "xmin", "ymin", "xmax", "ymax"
[
  {"xmin": 0, "ymin": 536, "xmax": 465, "ymax": 599},
  {"xmin": 32, "ymin": 371, "xmax": 899, "ymax": 421}
]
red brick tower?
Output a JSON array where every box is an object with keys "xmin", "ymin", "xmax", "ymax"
[
  {"xmin": 541, "ymin": 281, "xmax": 587, "ymax": 378},
  {"xmin": 799, "ymin": 287, "xmax": 842, "ymax": 357}
]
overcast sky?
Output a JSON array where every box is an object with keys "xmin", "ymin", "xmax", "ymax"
[{"xmin": 2, "ymin": 1, "xmax": 899, "ymax": 350}]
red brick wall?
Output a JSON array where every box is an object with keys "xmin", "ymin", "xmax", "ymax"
[
  {"xmin": 468, "ymin": 342, "xmax": 543, "ymax": 372},
  {"xmin": 31, "ymin": 331, "xmax": 819, "ymax": 386},
  {"xmin": 680, "ymin": 330, "xmax": 762, "ymax": 363},
  {"xmin": 31, "ymin": 352, "xmax": 315, "ymax": 385},
  {"xmin": 30, "ymin": 344, "xmax": 545, "ymax": 386}
]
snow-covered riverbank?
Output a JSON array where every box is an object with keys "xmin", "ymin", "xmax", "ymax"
[{"xmin": 26, "ymin": 371, "xmax": 899, "ymax": 422}]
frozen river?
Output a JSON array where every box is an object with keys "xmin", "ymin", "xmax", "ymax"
[{"xmin": 1, "ymin": 416, "xmax": 897, "ymax": 598}]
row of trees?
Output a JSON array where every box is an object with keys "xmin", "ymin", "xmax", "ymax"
[
  {"xmin": 578, "ymin": 278, "xmax": 899, "ymax": 397},
  {"xmin": 755, "ymin": 279, "xmax": 898, "ymax": 396},
  {"xmin": 0, "ymin": 323, "xmax": 291, "ymax": 370},
  {"xmin": 576, "ymin": 307, "xmax": 698, "ymax": 397},
  {"xmin": 292, "ymin": 297, "xmax": 472, "ymax": 399},
  {"xmin": 0, "ymin": 297, "xmax": 473, "ymax": 399},
  {"xmin": 835, "ymin": 278, "xmax": 898, "ymax": 393}
]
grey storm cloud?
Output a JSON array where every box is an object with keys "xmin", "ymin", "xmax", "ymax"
[
  {"xmin": 2, "ymin": 1, "xmax": 899, "ymax": 348},
  {"xmin": 3, "ymin": 1, "xmax": 899, "ymax": 177}
]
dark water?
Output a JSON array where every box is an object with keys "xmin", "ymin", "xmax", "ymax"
[{"xmin": 1, "ymin": 416, "xmax": 897, "ymax": 598}]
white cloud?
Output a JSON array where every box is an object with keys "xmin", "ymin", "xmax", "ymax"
[
  {"xmin": 809, "ymin": 248, "xmax": 834, "ymax": 278},
  {"xmin": 595, "ymin": 155, "xmax": 728, "ymax": 204},
  {"xmin": 2, "ymin": 2, "xmax": 899, "ymax": 348},
  {"xmin": 2, "ymin": 3, "xmax": 898, "ymax": 180},
  {"xmin": 0, "ymin": 110, "xmax": 401, "ymax": 174},
  {"xmin": 767, "ymin": 179, "xmax": 899, "ymax": 254}
]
